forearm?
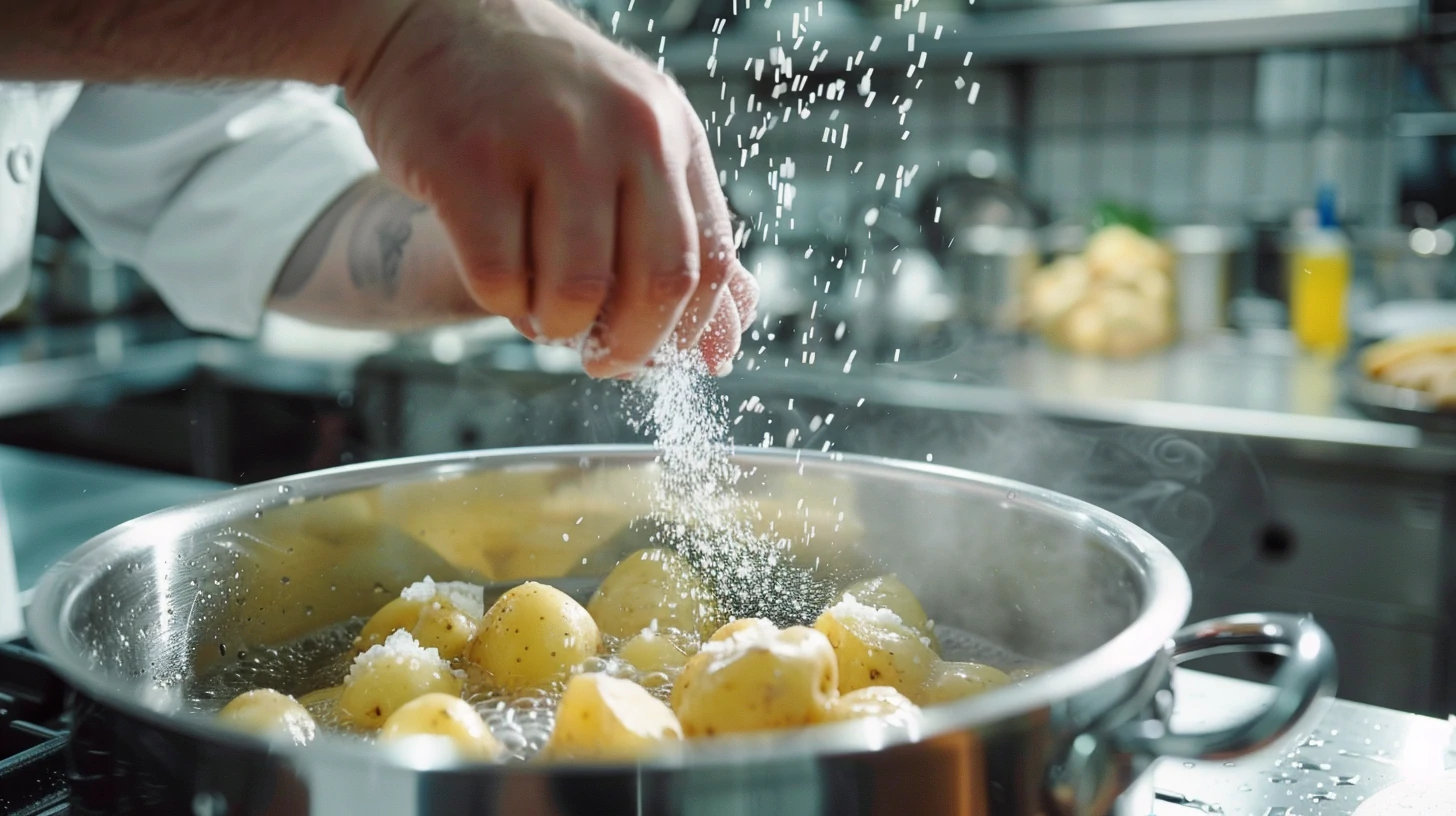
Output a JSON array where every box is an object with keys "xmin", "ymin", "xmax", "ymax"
[
  {"xmin": 268, "ymin": 174, "xmax": 485, "ymax": 331},
  {"xmin": 0, "ymin": 0, "xmax": 413, "ymax": 86}
]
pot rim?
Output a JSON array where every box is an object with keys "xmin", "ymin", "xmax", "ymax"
[{"xmin": 27, "ymin": 444, "xmax": 1191, "ymax": 770}]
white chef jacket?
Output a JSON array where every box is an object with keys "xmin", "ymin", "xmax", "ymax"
[
  {"xmin": 0, "ymin": 80, "xmax": 378, "ymax": 642},
  {"xmin": 0, "ymin": 80, "xmax": 377, "ymax": 335}
]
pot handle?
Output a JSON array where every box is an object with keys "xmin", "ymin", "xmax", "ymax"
[{"xmin": 1113, "ymin": 613, "xmax": 1336, "ymax": 760}]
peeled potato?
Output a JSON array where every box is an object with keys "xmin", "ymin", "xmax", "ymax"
[
  {"xmin": 819, "ymin": 686, "xmax": 922, "ymax": 726},
  {"xmin": 707, "ymin": 617, "xmax": 776, "ymax": 643},
  {"xmin": 218, "ymin": 689, "xmax": 317, "ymax": 745},
  {"xmin": 379, "ymin": 693, "xmax": 502, "ymax": 760},
  {"xmin": 673, "ymin": 624, "xmax": 838, "ymax": 737},
  {"xmin": 842, "ymin": 575, "xmax": 938, "ymax": 650},
  {"xmin": 545, "ymin": 674, "xmax": 683, "ymax": 760},
  {"xmin": 919, "ymin": 660, "xmax": 1011, "ymax": 706},
  {"xmin": 355, "ymin": 597, "xmax": 426, "ymax": 653},
  {"xmin": 619, "ymin": 629, "xmax": 690, "ymax": 678},
  {"xmin": 814, "ymin": 599, "xmax": 937, "ymax": 697},
  {"xmin": 588, "ymin": 549, "xmax": 724, "ymax": 646},
  {"xmin": 468, "ymin": 581, "xmax": 601, "ymax": 689},
  {"xmin": 338, "ymin": 631, "xmax": 462, "ymax": 729}
]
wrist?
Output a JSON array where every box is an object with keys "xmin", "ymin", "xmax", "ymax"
[{"xmin": 337, "ymin": 0, "xmax": 445, "ymax": 99}]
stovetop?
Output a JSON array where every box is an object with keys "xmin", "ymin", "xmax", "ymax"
[
  {"xmin": 1, "ymin": 635, "xmax": 1448, "ymax": 816},
  {"xmin": 0, "ymin": 640, "xmax": 67, "ymax": 816}
]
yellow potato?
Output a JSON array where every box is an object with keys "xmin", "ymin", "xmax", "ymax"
[
  {"xmin": 813, "ymin": 599, "xmax": 937, "ymax": 697},
  {"xmin": 919, "ymin": 661, "xmax": 1011, "ymax": 706},
  {"xmin": 619, "ymin": 629, "xmax": 690, "ymax": 676},
  {"xmin": 818, "ymin": 686, "xmax": 922, "ymax": 726},
  {"xmin": 545, "ymin": 674, "xmax": 683, "ymax": 760},
  {"xmin": 587, "ymin": 549, "xmax": 724, "ymax": 645},
  {"xmin": 707, "ymin": 617, "xmax": 776, "ymax": 643},
  {"xmin": 672, "ymin": 625, "xmax": 838, "ymax": 737},
  {"xmin": 355, "ymin": 597, "xmax": 426, "ymax": 653},
  {"xmin": 412, "ymin": 602, "xmax": 479, "ymax": 660},
  {"xmin": 468, "ymin": 581, "xmax": 601, "ymax": 690},
  {"xmin": 217, "ymin": 689, "xmax": 317, "ymax": 745},
  {"xmin": 338, "ymin": 631, "xmax": 463, "ymax": 729},
  {"xmin": 379, "ymin": 693, "xmax": 502, "ymax": 760},
  {"xmin": 842, "ymin": 575, "xmax": 938, "ymax": 649}
]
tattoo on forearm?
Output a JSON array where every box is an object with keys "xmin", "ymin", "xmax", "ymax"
[
  {"xmin": 273, "ymin": 180, "xmax": 368, "ymax": 300},
  {"xmin": 348, "ymin": 189, "xmax": 427, "ymax": 300},
  {"xmin": 272, "ymin": 179, "xmax": 428, "ymax": 302}
]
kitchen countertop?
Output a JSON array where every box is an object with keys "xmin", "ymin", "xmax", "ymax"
[
  {"xmin": 6, "ymin": 316, "xmax": 1456, "ymax": 469},
  {"xmin": 1149, "ymin": 669, "xmax": 1454, "ymax": 815},
  {"xmin": 0, "ymin": 445, "xmax": 224, "ymax": 591}
]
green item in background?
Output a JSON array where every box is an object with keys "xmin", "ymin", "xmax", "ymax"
[{"xmin": 1091, "ymin": 202, "xmax": 1156, "ymax": 237}]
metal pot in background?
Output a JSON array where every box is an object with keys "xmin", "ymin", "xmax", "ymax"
[
  {"xmin": 1165, "ymin": 226, "xmax": 1245, "ymax": 343},
  {"xmin": 838, "ymin": 199, "xmax": 956, "ymax": 357},
  {"xmin": 27, "ymin": 446, "xmax": 1335, "ymax": 815},
  {"xmin": 918, "ymin": 170, "xmax": 1039, "ymax": 337}
]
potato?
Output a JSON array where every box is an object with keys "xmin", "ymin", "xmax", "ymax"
[
  {"xmin": 355, "ymin": 597, "xmax": 425, "ymax": 653},
  {"xmin": 619, "ymin": 629, "xmax": 690, "ymax": 677},
  {"xmin": 545, "ymin": 674, "xmax": 683, "ymax": 760},
  {"xmin": 587, "ymin": 549, "xmax": 724, "ymax": 646},
  {"xmin": 412, "ymin": 602, "xmax": 479, "ymax": 660},
  {"xmin": 217, "ymin": 689, "xmax": 317, "ymax": 745},
  {"xmin": 468, "ymin": 581, "xmax": 601, "ymax": 689},
  {"xmin": 338, "ymin": 630, "xmax": 463, "ymax": 729},
  {"xmin": 707, "ymin": 617, "xmax": 776, "ymax": 643},
  {"xmin": 357, "ymin": 579, "xmax": 485, "ymax": 660},
  {"xmin": 813, "ymin": 597, "xmax": 937, "ymax": 697},
  {"xmin": 672, "ymin": 624, "xmax": 838, "ymax": 737},
  {"xmin": 819, "ymin": 686, "xmax": 922, "ymax": 727},
  {"xmin": 842, "ymin": 575, "xmax": 938, "ymax": 649},
  {"xmin": 919, "ymin": 661, "xmax": 1011, "ymax": 706},
  {"xmin": 379, "ymin": 693, "xmax": 502, "ymax": 760}
]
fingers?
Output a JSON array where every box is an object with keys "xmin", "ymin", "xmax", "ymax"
[
  {"xmin": 530, "ymin": 173, "xmax": 615, "ymax": 341},
  {"xmin": 727, "ymin": 262, "xmax": 758, "ymax": 332},
  {"xmin": 583, "ymin": 159, "xmax": 699, "ymax": 378},
  {"xmin": 438, "ymin": 179, "xmax": 532, "ymax": 320},
  {"xmin": 697, "ymin": 283, "xmax": 743, "ymax": 376},
  {"xmin": 672, "ymin": 117, "xmax": 737, "ymax": 352}
]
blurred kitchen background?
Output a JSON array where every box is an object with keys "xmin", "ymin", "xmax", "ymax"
[{"xmin": 12, "ymin": 0, "xmax": 1456, "ymax": 716}]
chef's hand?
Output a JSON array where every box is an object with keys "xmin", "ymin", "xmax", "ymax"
[{"xmin": 340, "ymin": 0, "xmax": 757, "ymax": 377}]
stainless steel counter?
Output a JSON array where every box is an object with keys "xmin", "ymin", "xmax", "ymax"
[
  {"xmin": 731, "ymin": 332, "xmax": 1456, "ymax": 469},
  {"xmin": 0, "ymin": 445, "xmax": 224, "ymax": 591},
  {"xmin": 1147, "ymin": 669, "xmax": 1454, "ymax": 815}
]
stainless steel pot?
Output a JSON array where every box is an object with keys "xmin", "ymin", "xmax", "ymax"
[{"xmin": 26, "ymin": 445, "xmax": 1334, "ymax": 816}]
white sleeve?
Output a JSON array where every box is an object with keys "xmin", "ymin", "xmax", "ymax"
[{"xmin": 43, "ymin": 81, "xmax": 378, "ymax": 337}]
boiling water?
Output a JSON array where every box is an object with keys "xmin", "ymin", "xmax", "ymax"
[{"xmin": 188, "ymin": 616, "xmax": 1038, "ymax": 761}]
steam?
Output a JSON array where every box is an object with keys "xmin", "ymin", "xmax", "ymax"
[{"xmin": 724, "ymin": 399, "xmax": 1265, "ymax": 580}]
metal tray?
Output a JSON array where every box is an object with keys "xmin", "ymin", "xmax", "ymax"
[{"xmin": 1346, "ymin": 368, "xmax": 1456, "ymax": 431}]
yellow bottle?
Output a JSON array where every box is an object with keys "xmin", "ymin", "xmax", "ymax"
[{"xmin": 1288, "ymin": 228, "xmax": 1350, "ymax": 354}]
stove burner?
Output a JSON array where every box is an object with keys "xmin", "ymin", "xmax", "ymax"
[{"xmin": 0, "ymin": 640, "xmax": 69, "ymax": 815}]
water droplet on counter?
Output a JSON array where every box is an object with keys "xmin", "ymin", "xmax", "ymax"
[
  {"xmin": 278, "ymin": 485, "xmax": 292, "ymax": 494},
  {"xmin": 1333, "ymin": 775, "xmax": 1360, "ymax": 786}
]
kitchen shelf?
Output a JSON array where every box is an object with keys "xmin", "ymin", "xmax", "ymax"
[{"xmin": 649, "ymin": 0, "xmax": 1421, "ymax": 74}]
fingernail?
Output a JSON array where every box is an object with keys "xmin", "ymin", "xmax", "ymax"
[{"xmin": 713, "ymin": 359, "xmax": 734, "ymax": 377}]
